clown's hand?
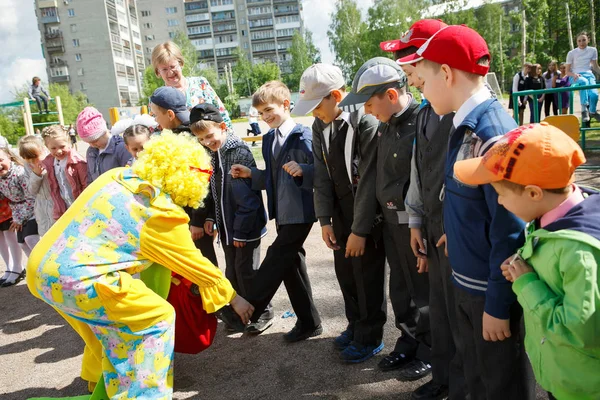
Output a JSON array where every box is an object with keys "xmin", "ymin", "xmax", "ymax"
[{"xmin": 230, "ymin": 294, "xmax": 254, "ymax": 324}]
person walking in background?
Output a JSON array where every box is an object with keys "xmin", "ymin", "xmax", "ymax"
[
  {"xmin": 509, "ymin": 63, "xmax": 531, "ymax": 124},
  {"xmin": 68, "ymin": 124, "xmax": 77, "ymax": 149},
  {"xmin": 28, "ymin": 77, "xmax": 50, "ymax": 114},
  {"xmin": 246, "ymin": 106, "xmax": 262, "ymax": 147},
  {"xmin": 543, "ymin": 61, "xmax": 559, "ymax": 117},
  {"xmin": 565, "ymin": 31, "xmax": 600, "ymax": 123},
  {"xmin": 556, "ymin": 63, "xmax": 573, "ymax": 115},
  {"xmin": 525, "ymin": 64, "xmax": 545, "ymax": 123}
]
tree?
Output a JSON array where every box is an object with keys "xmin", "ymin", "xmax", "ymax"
[
  {"xmin": 328, "ymin": 0, "xmax": 368, "ymax": 80},
  {"xmin": 285, "ymin": 30, "xmax": 321, "ymax": 91},
  {"xmin": 232, "ymin": 50, "xmax": 281, "ymax": 97}
]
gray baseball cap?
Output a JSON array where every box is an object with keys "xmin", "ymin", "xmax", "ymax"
[
  {"xmin": 293, "ymin": 63, "xmax": 346, "ymax": 116},
  {"xmin": 338, "ymin": 57, "xmax": 407, "ymax": 112}
]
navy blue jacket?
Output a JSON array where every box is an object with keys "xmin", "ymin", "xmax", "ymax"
[
  {"xmin": 251, "ymin": 123, "xmax": 316, "ymax": 225},
  {"xmin": 86, "ymin": 135, "xmax": 130, "ymax": 184},
  {"xmin": 444, "ymin": 98, "xmax": 526, "ymax": 319},
  {"xmin": 206, "ymin": 135, "xmax": 267, "ymax": 245}
]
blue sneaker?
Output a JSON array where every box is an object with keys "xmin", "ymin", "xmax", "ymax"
[
  {"xmin": 333, "ymin": 329, "xmax": 354, "ymax": 350},
  {"xmin": 339, "ymin": 341, "xmax": 384, "ymax": 363}
]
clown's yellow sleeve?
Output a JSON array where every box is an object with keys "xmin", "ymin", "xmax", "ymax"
[{"xmin": 139, "ymin": 207, "xmax": 236, "ymax": 313}]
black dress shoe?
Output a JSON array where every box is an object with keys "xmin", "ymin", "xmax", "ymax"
[
  {"xmin": 216, "ymin": 305, "xmax": 246, "ymax": 333},
  {"xmin": 398, "ymin": 359, "xmax": 432, "ymax": 382},
  {"xmin": 378, "ymin": 351, "xmax": 414, "ymax": 371},
  {"xmin": 411, "ymin": 380, "xmax": 449, "ymax": 400},
  {"xmin": 283, "ymin": 323, "xmax": 323, "ymax": 343}
]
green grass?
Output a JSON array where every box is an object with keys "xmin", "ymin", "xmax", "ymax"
[{"xmin": 251, "ymin": 145, "xmax": 264, "ymax": 163}]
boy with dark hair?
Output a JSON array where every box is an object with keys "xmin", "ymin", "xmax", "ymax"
[
  {"xmin": 339, "ymin": 58, "xmax": 432, "ymax": 380},
  {"xmin": 393, "ymin": 19, "xmax": 468, "ymax": 400},
  {"xmin": 455, "ymin": 122, "xmax": 600, "ymax": 400},
  {"xmin": 189, "ymin": 103, "xmax": 272, "ymax": 333},
  {"xmin": 149, "ymin": 86, "xmax": 218, "ymax": 266},
  {"xmin": 231, "ymin": 81, "xmax": 322, "ymax": 342},
  {"xmin": 294, "ymin": 63, "xmax": 386, "ymax": 362},
  {"xmin": 400, "ymin": 25, "xmax": 535, "ymax": 399}
]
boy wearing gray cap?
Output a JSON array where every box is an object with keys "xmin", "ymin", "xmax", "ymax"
[
  {"xmin": 339, "ymin": 57, "xmax": 432, "ymax": 380},
  {"xmin": 295, "ymin": 63, "xmax": 385, "ymax": 362}
]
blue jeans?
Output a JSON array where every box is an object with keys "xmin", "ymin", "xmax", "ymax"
[{"xmin": 575, "ymin": 71, "xmax": 598, "ymax": 113}]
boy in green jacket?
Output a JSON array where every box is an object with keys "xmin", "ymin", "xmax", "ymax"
[{"xmin": 454, "ymin": 122, "xmax": 600, "ymax": 400}]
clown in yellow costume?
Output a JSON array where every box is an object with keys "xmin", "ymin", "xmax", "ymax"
[{"xmin": 26, "ymin": 131, "xmax": 254, "ymax": 400}]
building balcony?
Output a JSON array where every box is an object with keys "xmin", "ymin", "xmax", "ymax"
[
  {"xmin": 41, "ymin": 13, "xmax": 60, "ymax": 24},
  {"xmin": 46, "ymin": 41, "xmax": 65, "ymax": 54},
  {"xmin": 51, "ymin": 74, "xmax": 70, "ymax": 83},
  {"xmin": 38, "ymin": 0, "xmax": 58, "ymax": 8},
  {"xmin": 44, "ymin": 30, "xmax": 62, "ymax": 40},
  {"xmin": 49, "ymin": 58, "xmax": 67, "ymax": 67}
]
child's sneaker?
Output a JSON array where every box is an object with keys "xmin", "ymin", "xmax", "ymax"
[
  {"xmin": 245, "ymin": 316, "xmax": 274, "ymax": 334},
  {"xmin": 333, "ymin": 329, "xmax": 353, "ymax": 351},
  {"xmin": 582, "ymin": 105, "xmax": 590, "ymax": 122},
  {"xmin": 339, "ymin": 341, "xmax": 384, "ymax": 363}
]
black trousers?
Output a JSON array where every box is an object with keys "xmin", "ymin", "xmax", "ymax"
[
  {"xmin": 425, "ymin": 223, "xmax": 466, "ymax": 399},
  {"xmin": 332, "ymin": 209, "xmax": 386, "ymax": 346},
  {"xmin": 194, "ymin": 234, "xmax": 218, "ymax": 267},
  {"xmin": 454, "ymin": 287, "xmax": 536, "ymax": 400},
  {"xmin": 544, "ymin": 93, "xmax": 558, "ymax": 117},
  {"xmin": 383, "ymin": 222, "xmax": 430, "ymax": 360},
  {"xmin": 247, "ymin": 223, "xmax": 321, "ymax": 328},
  {"xmin": 223, "ymin": 240, "xmax": 272, "ymax": 318}
]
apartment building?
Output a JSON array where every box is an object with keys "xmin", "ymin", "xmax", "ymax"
[
  {"xmin": 136, "ymin": 0, "xmax": 187, "ymax": 66},
  {"xmin": 35, "ymin": 0, "xmax": 145, "ymax": 118},
  {"xmin": 179, "ymin": 0, "xmax": 303, "ymax": 77}
]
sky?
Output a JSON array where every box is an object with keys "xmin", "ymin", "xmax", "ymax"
[{"xmin": 0, "ymin": 0, "xmax": 373, "ymax": 104}]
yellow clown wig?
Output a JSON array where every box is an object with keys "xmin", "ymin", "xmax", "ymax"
[{"xmin": 132, "ymin": 130, "xmax": 211, "ymax": 209}]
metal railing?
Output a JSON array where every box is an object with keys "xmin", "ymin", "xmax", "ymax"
[{"xmin": 512, "ymin": 83, "xmax": 600, "ymax": 151}]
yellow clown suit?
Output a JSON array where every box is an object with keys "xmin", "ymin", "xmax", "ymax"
[{"xmin": 27, "ymin": 131, "xmax": 239, "ymax": 399}]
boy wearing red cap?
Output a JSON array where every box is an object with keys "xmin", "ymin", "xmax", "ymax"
[
  {"xmin": 389, "ymin": 19, "xmax": 466, "ymax": 400},
  {"xmin": 454, "ymin": 123, "xmax": 600, "ymax": 400},
  {"xmin": 399, "ymin": 25, "xmax": 535, "ymax": 399}
]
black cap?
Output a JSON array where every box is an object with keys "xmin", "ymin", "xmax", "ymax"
[
  {"xmin": 150, "ymin": 86, "xmax": 190, "ymax": 125},
  {"xmin": 190, "ymin": 103, "xmax": 224, "ymax": 125}
]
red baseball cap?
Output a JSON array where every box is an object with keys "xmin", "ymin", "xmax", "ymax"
[
  {"xmin": 380, "ymin": 19, "xmax": 447, "ymax": 54},
  {"xmin": 397, "ymin": 25, "xmax": 491, "ymax": 76}
]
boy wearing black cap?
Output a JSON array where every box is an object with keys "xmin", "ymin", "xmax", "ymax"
[
  {"xmin": 294, "ymin": 63, "xmax": 386, "ymax": 362},
  {"xmin": 149, "ymin": 86, "xmax": 218, "ymax": 266},
  {"xmin": 189, "ymin": 104, "xmax": 272, "ymax": 333},
  {"xmin": 399, "ymin": 25, "xmax": 535, "ymax": 399},
  {"xmin": 339, "ymin": 57, "xmax": 432, "ymax": 380}
]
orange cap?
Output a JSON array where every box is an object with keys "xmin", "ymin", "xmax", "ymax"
[{"xmin": 454, "ymin": 122, "xmax": 586, "ymax": 189}]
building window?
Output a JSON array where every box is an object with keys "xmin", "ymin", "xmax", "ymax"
[
  {"xmin": 186, "ymin": 13, "xmax": 209, "ymax": 23},
  {"xmin": 68, "ymin": 8, "xmax": 75, "ymax": 17},
  {"xmin": 77, "ymin": 68, "xmax": 84, "ymax": 76},
  {"xmin": 72, "ymin": 39, "xmax": 80, "ymax": 47},
  {"xmin": 80, "ymin": 82, "xmax": 86, "ymax": 90},
  {"xmin": 70, "ymin": 24, "xmax": 77, "ymax": 33},
  {"xmin": 240, "ymin": 17, "xmax": 246, "ymax": 25},
  {"xmin": 187, "ymin": 25, "xmax": 211, "ymax": 35},
  {"xmin": 185, "ymin": 2, "xmax": 208, "ymax": 11},
  {"xmin": 141, "ymin": 10, "xmax": 151, "ymax": 17},
  {"xmin": 165, "ymin": 7, "xmax": 177, "ymax": 14},
  {"xmin": 75, "ymin": 53, "xmax": 82, "ymax": 61},
  {"xmin": 167, "ymin": 19, "xmax": 179, "ymax": 27},
  {"xmin": 143, "ymin": 22, "xmax": 153, "ymax": 29},
  {"xmin": 169, "ymin": 31, "xmax": 176, "ymax": 39},
  {"xmin": 275, "ymin": 15, "xmax": 299, "ymax": 24},
  {"xmin": 243, "ymin": 42, "xmax": 248, "ymax": 49},
  {"xmin": 132, "ymin": 31, "xmax": 140, "ymax": 39},
  {"xmin": 211, "ymin": 0, "xmax": 233, "ymax": 5},
  {"xmin": 145, "ymin": 34, "xmax": 155, "ymax": 41}
]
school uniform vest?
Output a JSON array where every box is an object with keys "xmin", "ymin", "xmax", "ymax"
[
  {"xmin": 416, "ymin": 106, "xmax": 453, "ymax": 229},
  {"xmin": 328, "ymin": 121, "xmax": 355, "ymax": 220}
]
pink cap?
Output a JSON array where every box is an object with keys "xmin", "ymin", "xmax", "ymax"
[{"xmin": 76, "ymin": 107, "xmax": 107, "ymax": 142}]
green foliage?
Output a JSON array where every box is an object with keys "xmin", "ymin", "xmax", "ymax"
[
  {"xmin": 223, "ymin": 91, "xmax": 241, "ymax": 119},
  {"xmin": 327, "ymin": 0, "xmax": 367, "ymax": 80},
  {"xmin": 284, "ymin": 30, "xmax": 321, "ymax": 91},
  {"xmin": 232, "ymin": 49, "xmax": 282, "ymax": 97}
]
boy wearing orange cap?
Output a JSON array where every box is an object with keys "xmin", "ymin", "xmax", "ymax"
[
  {"xmin": 399, "ymin": 25, "xmax": 535, "ymax": 399},
  {"xmin": 454, "ymin": 123, "xmax": 600, "ymax": 400}
]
